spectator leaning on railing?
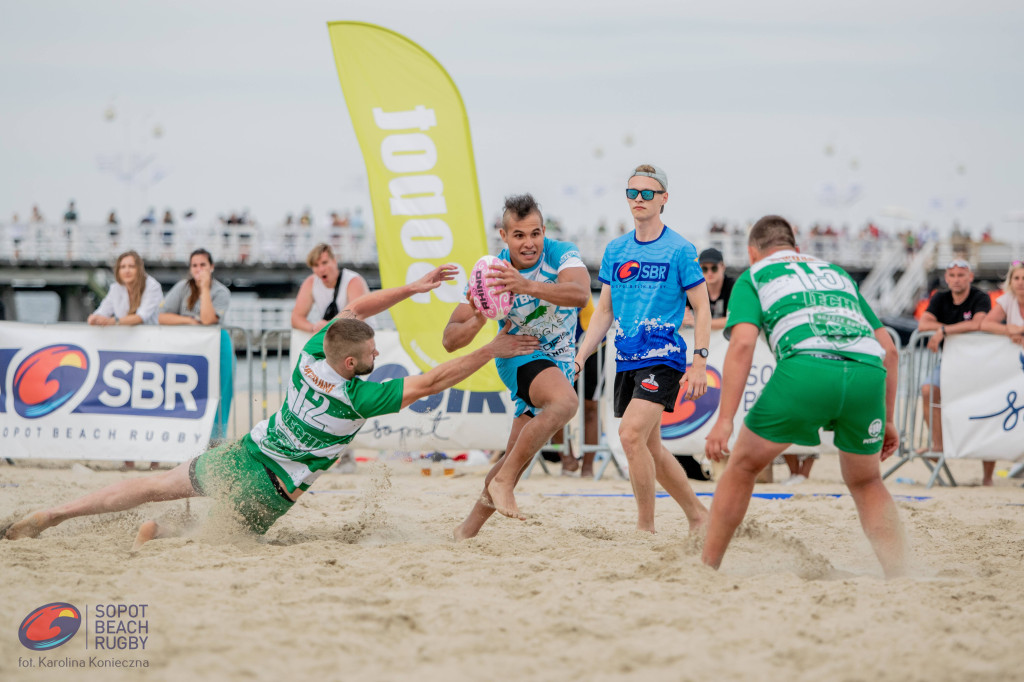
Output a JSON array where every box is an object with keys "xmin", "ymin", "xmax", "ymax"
[
  {"xmin": 290, "ymin": 243, "xmax": 370, "ymax": 333},
  {"xmin": 87, "ymin": 251, "xmax": 162, "ymax": 326},
  {"xmin": 981, "ymin": 261, "xmax": 1024, "ymax": 347},
  {"xmin": 157, "ymin": 248, "xmax": 231, "ymax": 326},
  {"xmin": 916, "ymin": 258, "xmax": 993, "ymax": 484}
]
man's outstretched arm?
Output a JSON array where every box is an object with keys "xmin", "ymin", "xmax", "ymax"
[
  {"xmin": 343, "ymin": 264, "xmax": 460, "ymax": 321},
  {"xmin": 402, "ymin": 323, "xmax": 538, "ymax": 408}
]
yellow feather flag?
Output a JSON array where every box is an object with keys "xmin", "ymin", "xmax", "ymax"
[{"xmin": 327, "ymin": 21, "xmax": 502, "ymax": 391}]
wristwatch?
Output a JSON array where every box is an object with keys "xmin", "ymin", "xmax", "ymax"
[{"xmin": 694, "ymin": 348, "xmax": 709, "ymax": 359}]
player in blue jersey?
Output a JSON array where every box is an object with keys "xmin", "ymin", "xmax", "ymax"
[
  {"xmin": 444, "ymin": 194, "xmax": 591, "ymax": 536},
  {"xmin": 576, "ymin": 164, "xmax": 711, "ymax": 534}
]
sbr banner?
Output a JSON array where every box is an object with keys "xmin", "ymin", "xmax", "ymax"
[
  {"xmin": 602, "ymin": 329, "xmax": 832, "ymax": 463},
  {"xmin": 0, "ymin": 322, "xmax": 221, "ymax": 461},
  {"xmin": 291, "ymin": 328, "xmax": 514, "ymax": 451},
  {"xmin": 942, "ymin": 334, "xmax": 1024, "ymax": 461},
  {"xmin": 327, "ymin": 21, "xmax": 502, "ymax": 391}
]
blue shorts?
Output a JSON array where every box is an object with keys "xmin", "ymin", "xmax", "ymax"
[{"xmin": 496, "ymin": 351, "xmax": 574, "ymax": 418}]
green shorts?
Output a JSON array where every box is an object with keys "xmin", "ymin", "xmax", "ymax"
[
  {"xmin": 189, "ymin": 440, "xmax": 294, "ymax": 534},
  {"xmin": 744, "ymin": 354, "xmax": 887, "ymax": 455}
]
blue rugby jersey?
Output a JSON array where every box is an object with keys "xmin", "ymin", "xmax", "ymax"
[
  {"xmin": 598, "ymin": 226, "xmax": 704, "ymax": 373},
  {"xmin": 495, "ymin": 237, "xmax": 586, "ymax": 362}
]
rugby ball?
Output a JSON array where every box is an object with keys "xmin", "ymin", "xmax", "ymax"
[{"xmin": 468, "ymin": 255, "xmax": 512, "ymax": 320}]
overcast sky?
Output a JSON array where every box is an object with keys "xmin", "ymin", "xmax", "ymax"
[{"xmin": 1, "ymin": 0, "xmax": 1022, "ymax": 242}]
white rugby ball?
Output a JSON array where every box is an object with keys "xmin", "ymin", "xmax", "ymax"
[{"xmin": 468, "ymin": 255, "xmax": 512, "ymax": 320}]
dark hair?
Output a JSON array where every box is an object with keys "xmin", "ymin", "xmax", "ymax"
[
  {"xmin": 748, "ymin": 215, "xmax": 797, "ymax": 251},
  {"xmin": 501, "ymin": 194, "xmax": 543, "ymax": 231},
  {"xmin": 187, "ymin": 248, "xmax": 215, "ymax": 310},
  {"xmin": 323, "ymin": 318, "xmax": 375, "ymax": 365}
]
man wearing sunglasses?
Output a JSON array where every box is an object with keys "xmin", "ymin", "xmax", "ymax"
[
  {"xmin": 575, "ymin": 164, "xmax": 711, "ymax": 534},
  {"xmin": 683, "ymin": 248, "xmax": 734, "ymax": 331},
  {"xmin": 917, "ymin": 258, "xmax": 993, "ymax": 483}
]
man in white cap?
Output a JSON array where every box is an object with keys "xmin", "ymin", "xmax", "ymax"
[{"xmin": 917, "ymin": 258, "xmax": 992, "ymax": 483}]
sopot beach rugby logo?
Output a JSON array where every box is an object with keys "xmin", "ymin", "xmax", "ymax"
[{"xmin": 18, "ymin": 603, "xmax": 83, "ymax": 651}]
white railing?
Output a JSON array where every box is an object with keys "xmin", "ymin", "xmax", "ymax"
[
  {"xmin": 0, "ymin": 221, "xmax": 379, "ymax": 267},
  {"xmin": 2, "ymin": 221, "xmax": 936, "ymax": 272}
]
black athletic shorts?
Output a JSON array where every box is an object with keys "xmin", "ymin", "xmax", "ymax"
[
  {"xmin": 613, "ymin": 364, "xmax": 683, "ymax": 418},
  {"xmin": 516, "ymin": 358, "xmax": 557, "ymax": 410}
]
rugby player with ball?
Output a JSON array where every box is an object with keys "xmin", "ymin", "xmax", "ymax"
[{"xmin": 444, "ymin": 194, "xmax": 591, "ymax": 537}]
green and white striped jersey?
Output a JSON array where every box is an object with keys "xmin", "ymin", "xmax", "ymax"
[
  {"xmin": 244, "ymin": 325, "xmax": 403, "ymax": 492},
  {"xmin": 725, "ymin": 249, "xmax": 885, "ymax": 367}
]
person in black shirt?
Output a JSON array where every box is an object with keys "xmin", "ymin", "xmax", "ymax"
[
  {"xmin": 917, "ymin": 259, "xmax": 993, "ymax": 483},
  {"xmin": 685, "ymin": 248, "xmax": 734, "ymax": 330}
]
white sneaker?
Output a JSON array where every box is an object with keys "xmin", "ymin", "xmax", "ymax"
[{"xmin": 783, "ymin": 474, "xmax": 807, "ymax": 485}]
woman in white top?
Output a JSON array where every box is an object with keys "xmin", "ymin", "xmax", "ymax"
[
  {"xmin": 981, "ymin": 261, "xmax": 1024, "ymax": 346},
  {"xmin": 88, "ymin": 250, "xmax": 163, "ymax": 326},
  {"xmin": 290, "ymin": 243, "xmax": 370, "ymax": 333}
]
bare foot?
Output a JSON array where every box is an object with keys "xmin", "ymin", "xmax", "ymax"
[
  {"xmin": 580, "ymin": 466, "xmax": 594, "ymax": 479},
  {"xmin": 559, "ymin": 453, "xmax": 579, "ymax": 475},
  {"xmin": 453, "ymin": 522, "xmax": 476, "ymax": 542},
  {"xmin": 982, "ymin": 479, "xmax": 994, "ymax": 487},
  {"xmin": 132, "ymin": 520, "xmax": 160, "ymax": 551},
  {"xmin": 5, "ymin": 511, "xmax": 54, "ymax": 540},
  {"xmin": 688, "ymin": 509, "xmax": 710, "ymax": 536},
  {"xmin": 486, "ymin": 480, "xmax": 523, "ymax": 520}
]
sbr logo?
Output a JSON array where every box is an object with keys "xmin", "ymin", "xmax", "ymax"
[
  {"xmin": 72, "ymin": 351, "xmax": 209, "ymax": 418},
  {"xmin": 614, "ymin": 261, "xmax": 669, "ymax": 283},
  {"xmin": 12, "ymin": 345, "xmax": 90, "ymax": 418},
  {"xmin": 616, "ymin": 261, "xmax": 641, "ymax": 282}
]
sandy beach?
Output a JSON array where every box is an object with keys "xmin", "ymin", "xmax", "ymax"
[{"xmin": 2, "ymin": 454, "xmax": 1023, "ymax": 682}]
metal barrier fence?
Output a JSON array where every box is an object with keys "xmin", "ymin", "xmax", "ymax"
[{"xmin": 883, "ymin": 329, "xmax": 957, "ymax": 487}]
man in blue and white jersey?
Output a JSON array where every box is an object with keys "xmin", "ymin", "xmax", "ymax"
[
  {"xmin": 576, "ymin": 164, "xmax": 711, "ymax": 535},
  {"xmin": 444, "ymin": 194, "xmax": 591, "ymax": 536}
]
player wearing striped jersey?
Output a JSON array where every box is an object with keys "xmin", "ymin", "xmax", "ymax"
[
  {"xmin": 702, "ymin": 215, "xmax": 906, "ymax": 577},
  {"xmin": 4, "ymin": 266, "xmax": 540, "ymax": 547},
  {"xmin": 575, "ymin": 164, "xmax": 711, "ymax": 535},
  {"xmin": 444, "ymin": 194, "xmax": 590, "ymax": 535}
]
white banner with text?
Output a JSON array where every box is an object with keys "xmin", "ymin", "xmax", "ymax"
[
  {"xmin": 942, "ymin": 334, "xmax": 1024, "ymax": 461},
  {"xmin": 0, "ymin": 322, "xmax": 221, "ymax": 461}
]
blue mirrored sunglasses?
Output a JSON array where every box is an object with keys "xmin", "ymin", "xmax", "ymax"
[{"xmin": 626, "ymin": 188, "xmax": 665, "ymax": 201}]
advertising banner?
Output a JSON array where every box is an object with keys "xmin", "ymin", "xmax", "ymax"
[
  {"xmin": 0, "ymin": 322, "xmax": 221, "ymax": 461},
  {"xmin": 327, "ymin": 21, "xmax": 502, "ymax": 391},
  {"xmin": 942, "ymin": 334, "xmax": 1024, "ymax": 461}
]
